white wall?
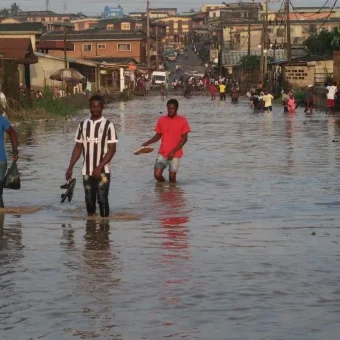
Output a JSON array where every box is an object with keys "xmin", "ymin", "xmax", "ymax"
[{"xmin": 30, "ymin": 57, "xmax": 66, "ymax": 89}]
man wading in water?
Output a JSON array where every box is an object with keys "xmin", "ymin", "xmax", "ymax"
[
  {"xmin": 142, "ymin": 99, "xmax": 191, "ymax": 183},
  {"xmin": 66, "ymin": 95, "xmax": 118, "ymax": 218},
  {"xmin": 0, "ymin": 113, "xmax": 18, "ymax": 208}
]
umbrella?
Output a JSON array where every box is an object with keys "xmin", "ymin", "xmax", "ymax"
[{"xmin": 50, "ymin": 68, "xmax": 85, "ymax": 83}]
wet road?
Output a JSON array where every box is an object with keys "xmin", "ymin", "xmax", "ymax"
[
  {"xmin": 166, "ymin": 44, "xmax": 205, "ymax": 83},
  {"xmin": 2, "ymin": 97, "xmax": 340, "ymax": 339}
]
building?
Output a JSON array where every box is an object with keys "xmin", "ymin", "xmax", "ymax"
[
  {"xmin": 129, "ymin": 12, "xmax": 146, "ymax": 18},
  {"xmin": 30, "ymin": 52, "xmax": 104, "ymax": 89},
  {"xmin": 0, "ymin": 38, "xmax": 37, "ymax": 100},
  {"xmin": 9, "ymin": 10, "xmax": 80, "ymax": 23},
  {"xmin": 72, "ymin": 18, "xmax": 100, "ymax": 31},
  {"xmin": 150, "ymin": 8, "xmax": 177, "ymax": 16},
  {"xmin": 154, "ymin": 16, "xmax": 193, "ymax": 43},
  {"xmin": 0, "ymin": 22, "xmax": 45, "ymax": 49},
  {"xmin": 97, "ymin": 17, "xmax": 166, "ymax": 38},
  {"xmin": 101, "ymin": 6, "xmax": 124, "ymax": 19},
  {"xmin": 40, "ymin": 29, "xmax": 148, "ymax": 63},
  {"xmin": 201, "ymin": 4, "xmax": 226, "ymax": 12}
]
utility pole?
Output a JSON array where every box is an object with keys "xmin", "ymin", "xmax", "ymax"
[
  {"xmin": 285, "ymin": 0, "xmax": 291, "ymax": 61},
  {"xmin": 219, "ymin": 25, "xmax": 224, "ymax": 75},
  {"xmin": 247, "ymin": 17, "xmax": 251, "ymax": 56},
  {"xmin": 146, "ymin": 0, "xmax": 151, "ymax": 67},
  {"xmin": 260, "ymin": 0, "xmax": 269, "ymax": 82},
  {"xmin": 63, "ymin": 29, "xmax": 67, "ymax": 69},
  {"xmin": 155, "ymin": 25, "xmax": 159, "ymax": 70}
]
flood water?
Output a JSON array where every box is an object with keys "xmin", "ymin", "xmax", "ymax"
[{"xmin": 1, "ymin": 97, "xmax": 340, "ymax": 339}]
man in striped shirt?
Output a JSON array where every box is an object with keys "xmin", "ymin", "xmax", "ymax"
[{"xmin": 65, "ymin": 95, "xmax": 118, "ymax": 218}]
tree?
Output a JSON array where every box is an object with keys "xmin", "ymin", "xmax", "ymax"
[
  {"xmin": 189, "ymin": 8, "xmax": 195, "ymax": 13},
  {"xmin": 0, "ymin": 8, "xmax": 10, "ymax": 17},
  {"xmin": 331, "ymin": 26, "xmax": 340, "ymax": 50},
  {"xmin": 239, "ymin": 55, "xmax": 261, "ymax": 69},
  {"xmin": 304, "ymin": 28, "xmax": 334, "ymax": 56},
  {"xmin": 10, "ymin": 2, "xmax": 21, "ymax": 16}
]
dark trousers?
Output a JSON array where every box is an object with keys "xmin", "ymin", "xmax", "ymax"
[
  {"xmin": 83, "ymin": 174, "xmax": 111, "ymax": 217},
  {"xmin": 0, "ymin": 161, "xmax": 7, "ymax": 208},
  {"xmin": 220, "ymin": 93, "xmax": 226, "ymax": 101}
]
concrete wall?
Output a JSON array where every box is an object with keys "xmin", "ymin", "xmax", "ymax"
[
  {"xmin": 284, "ymin": 65, "xmax": 315, "ymax": 88},
  {"xmin": 30, "ymin": 56, "xmax": 65, "ymax": 89}
]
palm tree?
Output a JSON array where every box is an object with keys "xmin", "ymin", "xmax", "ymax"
[
  {"xmin": 10, "ymin": 2, "xmax": 21, "ymax": 16},
  {"xmin": 331, "ymin": 26, "xmax": 340, "ymax": 50}
]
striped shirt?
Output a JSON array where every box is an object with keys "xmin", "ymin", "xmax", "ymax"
[{"xmin": 75, "ymin": 117, "xmax": 118, "ymax": 175}]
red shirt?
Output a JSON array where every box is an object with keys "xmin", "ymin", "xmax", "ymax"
[
  {"xmin": 155, "ymin": 115, "xmax": 191, "ymax": 158},
  {"xmin": 209, "ymin": 84, "xmax": 216, "ymax": 94}
]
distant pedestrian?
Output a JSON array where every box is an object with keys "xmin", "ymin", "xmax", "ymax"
[
  {"xmin": 160, "ymin": 82, "xmax": 166, "ymax": 101},
  {"xmin": 209, "ymin": 82, "xmax": 216, "ymax": 101},
  {"xmin": 260, "ymin": 90, "xmax": 274, "ymax": 112},
  {"xmin": 326, "ymin": 81, "xmax": 337, "ymax": 114},
  {"xmin": 219, "ymin": 82, "xmax": 226, "ymax": 101},
  {"xmin": 287, "ymin": 92, "xmax": 296, "ymax": 113},
  {"xmin": 304, "ymin": 85, "xmax": 315, "ymax": 114}
]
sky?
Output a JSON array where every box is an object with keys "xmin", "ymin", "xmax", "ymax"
[{"xmin": 0, "ymin": 0, "xmax": 335, "ymax": 16}]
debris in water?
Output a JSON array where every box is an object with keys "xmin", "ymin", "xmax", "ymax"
[{"xmin": 311, "ymin": 232, "xmax": 316, "ymax": 236}]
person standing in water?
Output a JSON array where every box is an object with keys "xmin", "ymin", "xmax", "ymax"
[
  {"xmin": 160, "ymin": 82, "xmax": 166, "ymax": 101},
  {"xmin": 326, "ymin": 81, "xmax": 338, "ymax": 114},
  {"xmin": 142, "ymin": 99, "xmax": 191, "ymax": 183},
  {"xmin": 209, "ymin": 82, "xmax": 216, "ymax": 101},
  {"xmin": 260, "ymin": 90, "xmax": 274, "ymax": 112},
  {"xmin": 65, "ymin": 95, "xmax": 118, "ymax": 218},
  {"xmin": 0, "ymin": 111, "xmax": 18, "ymax": 208}
]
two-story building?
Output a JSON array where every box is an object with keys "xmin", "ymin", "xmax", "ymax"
[
  {"xmin": 72, "ymin": 18, "xmax": 100, "ymax": 31},
  {"xmin": 39, "ymin": 29, "xmax": 148, "ymax": 63},
  {"xmin": 154, "ymin": 16, "xmax": 193, "ymax": 43},
  {"xmin": 10, "ymin": 10, "xmax": 81, "ymax": 23},
  {"xmin": 97, "ymin": 17, "xmax": 166, "ymax": 38}
]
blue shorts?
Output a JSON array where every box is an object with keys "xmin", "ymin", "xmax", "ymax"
[{"xmin": 154, "ymin": 154, "xmax": 180, "ymax": 173}]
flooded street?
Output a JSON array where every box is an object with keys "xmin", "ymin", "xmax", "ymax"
[{"xmin": 2, "ymin": 96, "xmax": 340, "ymax": 339}]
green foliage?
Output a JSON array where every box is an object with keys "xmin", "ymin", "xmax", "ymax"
[
  {"xmin": 23, "ymin": 87, "xmax": 89, "ymax": 116},
  {"xmin": 0, "ymin": 2, "xmax": 21, "ymax": 17},
  {"xmin": 304, "ymin": 27, "xmax": 340, "ymax": 56},
  {"xmin": 239, "ymin": 55, "xmax": 261, "ymax": 70}
]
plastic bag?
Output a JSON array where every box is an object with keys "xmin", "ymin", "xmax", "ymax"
[{"xmin": 4, "ymin": 161, "xmax": 20, "ymax": 190}]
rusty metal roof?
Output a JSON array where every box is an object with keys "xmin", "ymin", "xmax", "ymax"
[
  {"xmin": 0, "ymin": 38, "xmax": 37, "ymax": 63},
  {"xmin": 38, "ymin": 40, "xmax": 74, "ymax": 51}
]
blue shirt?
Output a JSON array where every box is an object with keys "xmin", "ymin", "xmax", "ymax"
[{"xmin": 0, "ymin": 116, "xmax": 10, "ymax": 161}]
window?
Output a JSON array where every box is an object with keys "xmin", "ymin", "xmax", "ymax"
[
  {"xmin": 89, "ymin": 23, "xmax": 97, "ymax": 28},
  {"xmin": 107, "ymin": 24, "xmax": 114, "ymax": 30},
  {"xmin": 309, "ymin": 24, "xmax": 317, "ymax": 33},
  {"xmin": 117, "ymin": 43, "xmax": 131, "ymax": 51},
  {"xmin": 83, "ymin": 44, "xmax": 92, "ymax": 52},
  {"xmin": 277, "ymin": 28, "xmax": 285, "ymax": 37},
  {"xmin": 135, "ymin": 23, "xmax": 143, "ymax": 30},
  {"xmin": 97, "ymin": 44, "xmax": 106, "ymax": 49},
  {"xmin": 79, "ymin": 23, "xmax": 84, "ymax": 30},
  {"xmin": 121, "ymin": 22, "xmax": 131, "ymax": 30}
]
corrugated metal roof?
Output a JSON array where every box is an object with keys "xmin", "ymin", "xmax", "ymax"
[
  {"xmin": 0, "ymin": 38, "xmax": 34, "ymax": 59},
  {"xmin": 0, "ymin": 22, "xmax": 44, "ymax": 32},
  {"xmin": 41, "ymin": 29, "xmax": 146, "ymax": 42}
]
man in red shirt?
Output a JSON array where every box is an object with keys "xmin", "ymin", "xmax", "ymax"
[{"xmin": 142, "ymin": 99, "xmax": 191, "ymax": 183}]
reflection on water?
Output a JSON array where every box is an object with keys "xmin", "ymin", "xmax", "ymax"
[{"xmin": 2, "ymin": 98, "xmax": 340, "ymax": 339}]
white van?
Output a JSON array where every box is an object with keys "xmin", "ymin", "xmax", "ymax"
[{"xmin": 151, "ymin": 71, "xmax": 169, "ymax": 89}]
